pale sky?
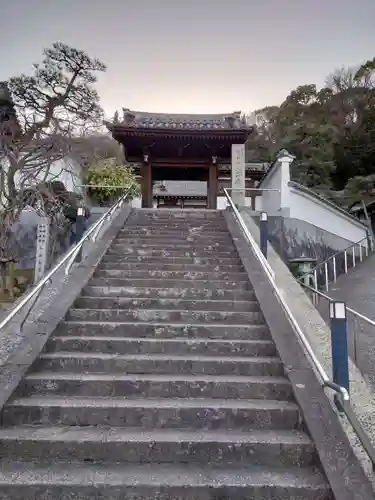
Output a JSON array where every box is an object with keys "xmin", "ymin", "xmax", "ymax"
[{"xmin": 1, "ymin": 0, "xmax": 374, "ymax": 118}]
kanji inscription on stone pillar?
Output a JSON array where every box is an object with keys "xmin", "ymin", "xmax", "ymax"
[
  {"xmin": 231, "ymin": 144, "xmax": 245, "ymax": 206},
  {"xmin": 34, "ymin": 218, "xmax": 50, "ymax": 284}
]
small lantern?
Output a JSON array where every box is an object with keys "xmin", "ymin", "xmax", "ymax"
[{"xmin": 289, "ymin": 256, "xmax": 317, "ymax": 286}]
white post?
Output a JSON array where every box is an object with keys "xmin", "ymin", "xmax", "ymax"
[
  {"xmin": 276, "ymin": 149, "xmax": 294, "ymax": 213},
  {"xmin": 34, "ymin": 218, "xmax": 50, "ymax": 284},
  {"xmin": 231, "ymin": 144, "xmax": 245, "ymax": 207}
]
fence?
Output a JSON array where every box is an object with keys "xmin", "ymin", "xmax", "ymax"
[{"xmin": 224, "ymin": 188, "xmax": 375, "ymax": 470}]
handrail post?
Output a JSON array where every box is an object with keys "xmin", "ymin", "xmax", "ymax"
[
  {"xmin": 259, "ymin": 211, "xmax": 268, "ymax": 259},
  {"xmin": 0, "ymin": 191, "xmax": 129, "ymax": 332},
  {"xmin": 225, "ymin": 188, "xmax": 375, "ymax": 468},
  {"xmin": 330, "ymin": 300, "xmax": 349, "ymax": 411},
  {"xmin": 73, "ymin": 207, "xmax": 87, "ymax": 263}
]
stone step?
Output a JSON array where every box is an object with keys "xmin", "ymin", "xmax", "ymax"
[
  {"xmin": 116, "ymin": 235, "xmax": 235, "ymax": 244},
  {"xmin": 66, "ymin": 307, "xmax": 263, "ymax": 324},
  {"xmin": 19, "ymin": 373, "xmax": 293, "ymax": 400},
  {"xmin": 128, "ymin": 212, "xmax": 224, "ymax": 218},
  {"xmin": 111, "ymin": 242, "xmax": 237, "ymax": 251},
  {"xmin": 88, "ymin": 277, "xmax": 251, "ymax": 291},
  {"xmin": 34, "ymin": 353, "xmax": 283, "ymax": 376},
  {"xmin": 74, "ymin": 296, "xmax": 258, "ymax": 313},
  {"xmin": 106, "ymin": 248, "xmax": 239, "ymax": 258},
  {"xmin": 128, "ymin": 214, "xmax": 225, "ymax": 220},
  {"xmin": 101, "ymin": 255, "xmax": 244, "ymax": 266},
  {"xmin": 125, "ymin": 218, "xmax": 226, "ymax": 224},
  {"xmin": 83, "ymin": 285, "xmax": 253, "ymax": 301},
  {"xmin": 129, "ymin": 211, "xmax": 223, "ymax": 218},
  {"xmin": 94, "ymin": 269, "xmax": 248, "ymax": 281},
  {"xmin": 54, "ymin": 321, "xmax": 270, "ymax": 340},
  {"xmin": 0, "ymin": 462, "xmax": 332, "ymax": 500},
  {"xmin": 120, "ymin": 230, "xmax": 231, "ymax": 237},
  {"xmin": 45, "ymin": 336, "xmax": 276, "ymax": 357},
  {"xmin": 123, "ymin": 225, "xmax": 229, "ymax": 232},
  {"xmin": 125, "ymin": 226, "xmax": 228, "ymax": 231},
  {"xmin": 128, "ymin": 222, "xmax": 227, "ymax": 227},
  {"xmin": 98, "ymin": 261, "xmax": 245, "ymax": 272},
  {"xmin": 128, "ymin": 218, "xmax": 226, "ymax": 223},
  {"xmin": 102, "ymin": 252, "xmax": 242, "ymax": 266},
  {"xmin": 3, "ymin": 396, "xmax": 299, "ymax": 430},
  {"xmin": 0, "ymin": 427, "xmax": 315, "ymax": 466},
  {"xmin": 130, "ymin": 220, "xmax": 222, "ymax": 224}
]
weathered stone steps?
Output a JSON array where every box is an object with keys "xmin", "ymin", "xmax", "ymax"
[
  {"xmin": 45, "ymin": 336, "xmax": 276, "ymax": 357},
  {"xmin": 34, "ymin": 353, "xmax": 284, "ymax": 376},
  {"xmin": 66, "ymin": 307, "xmax": 264, "ymax": 323},
  {"xmin": 3, "ymin": 396, "xmax": 299, "ymax": 430},
  {"xmin": 111, "ymin": 241, "xmax": 237, "ymax": 251},
  {"xmin": 106, "ymin": 248, "xmax": 240, "ymax": 258},
  {"xmin": 0, "ymin": 209, "xmax": 332, "ymax": 499},
  {"xmin": 74, "ymin": 296, "xmax": 259, "ymax": 312},
  {"xmin": 53, "ymin": 321, "xmax": 270, "ymax": 340},
  {"xmin": 18, "ymin": 373, "xmax": 294, "ymax": 400},
  {"xmin": 83, "ymin": 284, "xmax": 254, "ymax": 301},
  {"xmin": 94, "ymin": 269, "xmax": 248, "ymax": 280},
  {"xmin": 0, "ymin": 462, "xmax": 332, "ymax": 500},
  {"xmin": 88, "ymin": 277, "xmax": 251, "ymax": 290},
  {"xmin": 98, "ymin": 261, "xmax": 245, "ymax": 272},
  {"xmin": 116, "ymin": 236, "xmax": 236, "ymax": 244},
  {"xmin": 101, "ymin": 255, "xmax": 244, "ymax": 266},
  {"xmin": 0, "ymin": 427, "xmax": 316, "ymax": 466}
]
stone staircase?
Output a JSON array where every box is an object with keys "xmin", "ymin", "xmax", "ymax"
[{"xmin": 0, "ymin": 209, "xmax": 332, "ymax": 499}]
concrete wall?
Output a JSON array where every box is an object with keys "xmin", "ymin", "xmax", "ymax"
[
  {"xmin": 249, "ymin": 213, "xmax": 357, "ymax": 262},
  {"xmin": 9, "ymin": 156, "xmax": 84, "ymax": 194},
  {"xmin": 239, "ymin": 210, "xmax": 375, "ymax": 479},
  {"xmin": 252, "ymin": 150, "xmax": 368, "ymax": 261},
  {"xmin": 288, "ymin": 185, "xmax": 367, "ymax": 245},
  {"xmin": 45, "ymin": 157, "xmax": 83, "ymax": 194},
  {"xmin": 11, "ymin": 209, "xmax": 73, "ymax": 270}
]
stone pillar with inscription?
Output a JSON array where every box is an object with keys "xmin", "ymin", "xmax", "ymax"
[
  {"xmin": 34, "ymin": 217, "xmax": 50, "ymax": 284},
  {"xmin": 231, "ymin": 144, "xmax": 245, "ymax": 207}
]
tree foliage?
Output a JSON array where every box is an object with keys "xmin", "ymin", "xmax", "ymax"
[
  {"xmin": 86, "ymin": 158, "xmax": 140, "ymax": 206},
  {"xmin": 249, "ymin": 57, "xmax": 375, "ymax": 206},
  {"xmin": 0, "ymin": 42, "xmax": 106, "ymax": 260}
]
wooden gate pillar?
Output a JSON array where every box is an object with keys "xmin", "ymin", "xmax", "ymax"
[
  {"xmin": 207, "ymin": 163, "xmax": 217, "ymax": 209},
  {"xmin": 141, "ymin": 160, "xmax": 152, "ymax": 208}
]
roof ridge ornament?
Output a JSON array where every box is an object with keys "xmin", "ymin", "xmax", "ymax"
[
  {"xmin": 122, "ymin": 108, "xmax": 135, "ymax": 126},
  {"xmin": 224, "ymin": 115, "xmax": 235, "ymax": 128},
  {"xmin": 277, "ymin": 149, "xmax": 296, "ymax": 161}
]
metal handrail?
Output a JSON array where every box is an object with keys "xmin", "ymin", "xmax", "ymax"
[
  {"xmin": 312, "ymin": 236, "xmax": 369, "ymax": 272},
  {"xmin": 0, "ymin": 191, "xmax": 130, "ymax": 332},
  {"xmin": 299, "ymin": 281, "xmax": 375, "ymax": 465},
  {"xmin": 224, "ymin": 188, "xmax": 375, "ymax": 468},
  {"xmin": 223, "ymin": 189, "xmax": 274, "ymax": 280},
  {"xmin": 224, "ymin": 188, "xmax": 342, "ymax": 393},
  {"xmin": 299, "ymin": 236, "xmax": 371, "ymax": 292},
  {"xmin": 302, "ymin": 282, "xmax": 375, "ymax": 327}
]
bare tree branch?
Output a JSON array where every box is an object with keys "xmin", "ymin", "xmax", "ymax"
[{"xmin": 0, "ymin": 42, "xmax": 106, "ymax": 264}]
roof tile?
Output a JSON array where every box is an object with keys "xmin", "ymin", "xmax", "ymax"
[{"xmin": 120, "ymin": 109, "xmax": 249, "ymax": 130}]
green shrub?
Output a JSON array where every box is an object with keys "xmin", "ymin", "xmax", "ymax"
[{"xmin": 86, "ymin": 158, "xmax": 140, "ymax": 205}]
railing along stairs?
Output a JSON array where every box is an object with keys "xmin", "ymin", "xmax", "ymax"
[
  {"xmin": 223, "ymin": 187, "xmax": 375, "ymax": 470},
  {"xmin": 298, "ymin": 236, "xmax": 373, "ymax": 294},
  {"xmin": 0, "ymin": 190, "xmax": 130, "ymax": 333}
]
